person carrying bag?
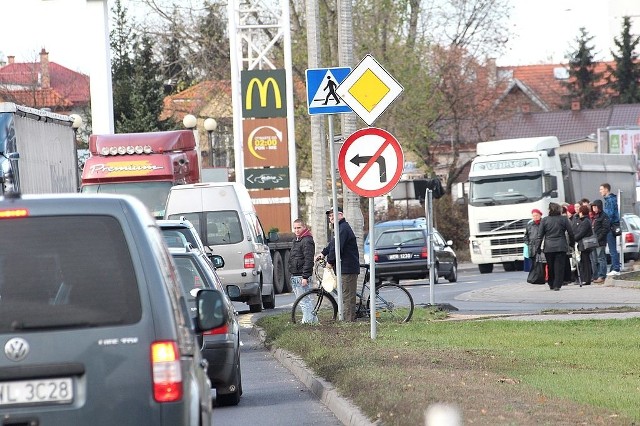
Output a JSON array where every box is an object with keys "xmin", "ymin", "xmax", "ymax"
[{"xmin": 573, "ymin": 205, "xmax": 595, "ymax": 285}]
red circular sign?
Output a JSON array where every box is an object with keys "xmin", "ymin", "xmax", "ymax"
[{"xmin": 338, "ymin": 127, "xmax": 404, "ymax": 198}]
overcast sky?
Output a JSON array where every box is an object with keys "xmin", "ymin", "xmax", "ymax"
[{"xmin": 0, "ymin": 0, "xmax": 639, "ymax": 73}]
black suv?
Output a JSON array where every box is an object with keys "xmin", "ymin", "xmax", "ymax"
[
  {"xmin": 0, "ymin": 193, "xmax": 228, "ymax": 425},
  {"xmin": 373, "ymin": 228, "xmax": 458, "ymax": 284}
]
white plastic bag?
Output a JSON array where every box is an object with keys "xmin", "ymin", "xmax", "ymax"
[{"xmin": 321, "ymin": 267, "xmax": 337, "ymax": 292}]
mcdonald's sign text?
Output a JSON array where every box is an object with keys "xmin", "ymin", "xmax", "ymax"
[{"xmin": 241, "ymin": 69, "xmax": 287, "ymax": 118}]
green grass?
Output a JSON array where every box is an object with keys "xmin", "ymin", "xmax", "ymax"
[{"xmin": 257, "ymin": 311, "xmax": 640, "ymax": 425}]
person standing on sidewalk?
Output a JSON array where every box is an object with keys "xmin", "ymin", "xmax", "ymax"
[
  {"xmin": 523, "ymin": 209, "xmax": 543, "ymax": 273},
  {"xmin": 600, "ymin": 183, "xmax": 621, "ymax": 276},
  {"xmin": 316, "ymin": 207, "xmax": 360, "ymax": 321},
  {"xmin": 289, "ymin": 218, "xmax": 316, "ymax": 323},
  {"xmin": 538, "ymin": 202, "xmax": 574, "ymax": 291},
  {"xmin": 574, "ymin": 205, "xmax": 593, "ymax": 285},
  {"xmin": 591, "ymin": 200, "xmax": 610, "ymax": 284}
]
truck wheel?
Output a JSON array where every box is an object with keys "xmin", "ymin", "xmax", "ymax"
[
  {"xmin": 282, "ymin": 250, "xmax": 292, "ymax": 293},
  {"xmin": 502, "ymin": 262, "xmax": 516, "ymax": 272},
  {"xmin": 272, "ymin": 252, "xmax": 285, "ymax": 294},
  {"xmin": 478, "ymin": 264, "xmax": 493, "ymax": 274}
]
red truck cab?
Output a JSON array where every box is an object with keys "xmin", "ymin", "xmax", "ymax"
[{"xmin": 80, "ymin": 130, "xmax": 200, "ymax": 218}]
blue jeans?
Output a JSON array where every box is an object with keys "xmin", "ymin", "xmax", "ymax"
[
  {"xmin": 291, "ymin": 276, "xmax": 317, "ymax": 323},
  {"xmin": 595, "ymin": 246, "xmax": 607, "ymax": 279},
  {"xmin": 606, "ymin": 231, "xmax": 620, "ymax": 272}
]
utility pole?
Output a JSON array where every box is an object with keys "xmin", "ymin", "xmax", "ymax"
[
  {"xmin": 337, "ymin": 0, "xmax": 364, "ymax": 258},
  {"xmin": 306, "ymin": 0, "xmax": 329, "ymax": 248}
]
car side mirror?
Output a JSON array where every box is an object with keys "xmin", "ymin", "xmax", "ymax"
[
  {"xmin": 267, "ymin": 230, "xmax": 279, "ymax": 243},
  {"xmin": 196, "ymin": 289, "xmax": 227, "ymax": 331},
  {"xmin": 446, "ymin": 240, "xmax": 453, "ymax": 246},
  {"xmin": 208, "ymin": 254, "xmax": 225, "ymax": 269}
]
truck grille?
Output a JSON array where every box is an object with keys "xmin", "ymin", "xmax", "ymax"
[
  {"xmin": 478, "ymin": 219, "xmax": 529, "ymax": 233},
  {"xmin": 491, "ymin": 246, "xmax": 524, "ymax": 257},
  {"xmin": 490, "ymin": 236, "xmax": 524, "ymax": 246}
]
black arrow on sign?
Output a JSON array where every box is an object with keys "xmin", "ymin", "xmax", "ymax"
[{"xmin": 350, "ymin": 154, "xmax": 387, "ymax": 182}]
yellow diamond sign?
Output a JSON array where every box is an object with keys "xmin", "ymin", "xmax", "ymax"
[{"xmin": 336, "ymin": 55, "xmax": 403, "ymax": 125}]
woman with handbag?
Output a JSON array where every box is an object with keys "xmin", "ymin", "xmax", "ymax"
[
  {"xmin": 574, "ymin": 205, "xmax": 594, "ymax": 285},
  {"xmin": 538, "ymin": 202, "xmax": 575, "ymax": 291},
  {"xmin": 524, "ymin": 209, "xmax": 543, "ymax": 277}
]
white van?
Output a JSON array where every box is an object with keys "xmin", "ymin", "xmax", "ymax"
[{"xmin": 164, "ymin": 182, "xmax": 277, "ymax": 312}]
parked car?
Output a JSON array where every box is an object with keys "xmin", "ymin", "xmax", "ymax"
[
  {"xmin": 170, "ymin": 245, "xmax": 242, "ymax": 406},
  {"xmin": 364, "ymin": 217, "xmax": 427, "ymax": 263},
  {"xmin": 0, "ymin": 193, "xmax": 227, "ymax": 425},
  {"xmin": 373, "ymin": 228, "xmax": 458, "ymax": 284},
  {"xmin": 606, "ymin": 213, "xmax": 640, "ymax": 262}
]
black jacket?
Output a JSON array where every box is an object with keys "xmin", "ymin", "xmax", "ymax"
[
  {"xmin": 288, "ymin": 230, "xmax": 315, "ymax": 279},
  {"xmin": 523, "ymin": 220, "xmax": 542, "ymax": 259},
  {"xmin": 322, "ymin": 218, "xmax": 360, "ymax": 274},
  {"xmin": 538, "ymin": 214, "xmax": 575, "ymax": 253},
  {"xmin": 591, "ymin": 199, "xmax": 610, "ymax": 247},
  {"xmin": 573, "ymin": 215, "xmax": 593, "ymax": 252}
]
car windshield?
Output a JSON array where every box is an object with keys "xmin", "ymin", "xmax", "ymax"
[
  {"xmin": 469, "ymin": 173, "xmax": 542, "ymax": 206},
  {"xmin": 81, "ymin": 182, "xmax": 172, "ymax": 218},
  {"xmin": 0, "ymin": 216, "xmax": 142, "ymax": 332}
]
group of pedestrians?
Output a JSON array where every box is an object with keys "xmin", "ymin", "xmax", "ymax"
[
  {"xmin": 524, "ymin": 183, "xmax": 621, "ymax": 290},
  {"xmin": 288, "ymin": 206, "xmax": 360, "ymax": 323}
]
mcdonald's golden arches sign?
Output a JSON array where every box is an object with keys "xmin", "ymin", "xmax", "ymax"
[{"xmin": 241, "ymin": 70, "xmax": 287, "ymax": 118}]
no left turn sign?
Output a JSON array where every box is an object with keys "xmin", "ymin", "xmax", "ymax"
[{"xmin": 338, "ymin": 128, "xmax": 404, "ymax": 198}]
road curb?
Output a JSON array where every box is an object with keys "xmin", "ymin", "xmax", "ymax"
[{"xmin": 250, "ymin": 325, "xmax": 375, "ymax": 426}]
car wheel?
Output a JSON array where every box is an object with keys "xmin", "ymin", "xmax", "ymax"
[
  {"xmin": 430, "ymin": 264, "xmax": 439, "ymax": 284},
  {"xmin": 263, "ymin": 284, "xmax": 276, "ymax": 309},
  {"xmin": 272, "ymin": 252, "xmax": 285, "ymax": 294},
  {"xmin": 249, "ymin": 299, "xmax": 263, "ymax": 313},
  {"xmin": 447, "ymin": 262, "xmax": 458, "ymax": 283}
]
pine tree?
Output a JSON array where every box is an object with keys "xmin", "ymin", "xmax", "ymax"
[
  {"xmin": 110, "ymin": 0, "xmax": 174, "ymax": 132},
  {"xmin": 561, "ymin": 27, "xmax": 605, "ymax": 109},
  {"xmin": 608, "ymin": 16, "xmax": 640, "ymax": 104}
]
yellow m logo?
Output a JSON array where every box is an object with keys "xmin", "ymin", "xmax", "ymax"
[{"xmin": 245, "ymin": 77, "xmax": 282, "ymax": 111}]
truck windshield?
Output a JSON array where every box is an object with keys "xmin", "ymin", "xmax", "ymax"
[
  {"xmin": 81, "ymin": 182, "xmax": 172, "ymax": 218},
  {"xmin": 469, "ymin": 173, "xmax": 542, "ymax": 206}
]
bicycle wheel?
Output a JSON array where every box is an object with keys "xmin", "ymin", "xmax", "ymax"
[
  {"xmin": 368, "ymin": 283, "xmax": 414, "ymax": 323},
  {"xmin": 291, "ymin": 289, "xmax": 338, "ymax": 324}
]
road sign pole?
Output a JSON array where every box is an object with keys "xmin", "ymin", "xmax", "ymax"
[
  {"xmin": 369, "ymin": 197, "xmax": 376, "ymax": 339},
  {"xmin": 427, "ymin": 189, "xmax": 435, "ymax": 305},
  {"xmin": 327, "ymin": 114, "xmax": 343, "ymax": 320}
]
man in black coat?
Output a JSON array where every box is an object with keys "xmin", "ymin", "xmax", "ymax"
[{"xmin": 591, "ymin": 200, "xmax": 610, "ymax": 284}]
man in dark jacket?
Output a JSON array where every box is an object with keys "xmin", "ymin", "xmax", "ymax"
[
  {"xmin": 316, "ymin": 207, "xmax": 360, "ymax": 321},
  {"xmin": 599, "ymin": 183, "xmax": 620, "ymax": 275},
  {"xmin": 591, "ymin": 199, "xmax": 610, "ymax": 283},
  {"xmin": 538, "ymin": 202, "xmax": 575, "ymax": 291},
  {"xmin": 289, "ymin": 218, "xmax": 316, "ymax": 323}
]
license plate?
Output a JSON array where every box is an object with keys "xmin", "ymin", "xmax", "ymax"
[
  {"xmin": 0, "ymin": 378, "xmax": 73, "ymax": 406},
  {"xmin": 388, "ymin": 253, "xmax": 412, "ymax": 260}
]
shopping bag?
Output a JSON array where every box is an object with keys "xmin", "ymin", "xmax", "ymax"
[
  {"xmin": 321, "ymin": 268, "xmax": 337, "ymax": 292},
  {"xmin": 526, "ymin": 261, "xmax": 546, "ymax": 284}
]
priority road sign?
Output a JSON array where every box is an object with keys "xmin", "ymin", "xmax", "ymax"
[
  {"xmin": 335, "ymin": 55, "xmax": 403, "ymax": 126},
  {"xmin": 338, "ymin": 128, "xmax": 404, "ymax": 198},
  {"xmin": 305, "ymin": 67, "xmax": 352, "ymax": 115}
]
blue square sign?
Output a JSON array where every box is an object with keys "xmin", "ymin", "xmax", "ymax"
[{"xmin": 305, "ymin": 67, "xmax": 352, "ymax": 115}]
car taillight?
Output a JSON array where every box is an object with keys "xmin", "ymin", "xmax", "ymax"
[
  {"xmin": 0, "ymin": 208, "xmax": 29, "ymax": 218},
  {"xmin": 244, "ymin": 253, "xmax": 255, "ymax": 268},
  {"xmin": 203, "ymin": 323, "xmax": 229, "ymax": 336},
  {"xmin": 625, "ymin": 232, "xmax": 635, "ymax": 243},
  {"xmin": 374, "ymin": 251, "xmax": 379, "ymax": 262},
  {"xmin": 151, "ymin": 341, "xmax": 183, "ymax": 402},
  {"xmin": 420, "ymin": 247, "xmax": 428, "ymax": 259}
]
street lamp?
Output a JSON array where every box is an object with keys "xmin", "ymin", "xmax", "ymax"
[
  {"xmin": 204, "ymin": 118, "xmax": 217, "ymax": 167},
  {"xmin": 182, "ymin": 114, "xmax": 202, "ymax": 179}
]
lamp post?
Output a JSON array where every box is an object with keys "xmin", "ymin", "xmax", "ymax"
[
  {"xmin": 182, "ymin": 114, "xmax": 202, "ymax": 179},
  {"xmin": 69, "ymin": 113, "xmax": 83, "ymax": 189},
  {"xmin": 204, "ymin": 118, "xmax": 217, "ymax": 167}
]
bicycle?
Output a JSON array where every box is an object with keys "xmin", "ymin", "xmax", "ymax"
[{"xmin": 291, "ymin": 259, "xmax": 414, "ymax": 324}]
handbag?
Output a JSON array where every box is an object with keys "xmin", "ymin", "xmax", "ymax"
[
  {"xmin": 611, "ymin": 222, "xmax": 622, "ymax": 237},
  {"xmin": 578, "ymin": 235, "xmax": 599, "ymax": 251},
  {"xmin": 526, "ymin": 259, "xmax": 546, "ymax": 284},
  {"xmin": 321, "ymin": 267, "xmax": 337, "ymax": 292}
]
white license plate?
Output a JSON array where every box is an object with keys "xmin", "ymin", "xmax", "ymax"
[
  {"xmin": 388, "ymin": 253, "xmax": 412, "ymax": 260},
  {"xmin": 0, "ymin": 378, "xmax": 73, "ymax": 406}
]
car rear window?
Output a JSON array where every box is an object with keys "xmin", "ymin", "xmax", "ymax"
[
  {"xmin": 0, "ymin": 216, "xmax": 142, "ymax": 332},
  {"xmin": 377, "ymin": 230, "xmax": 426, "ymax": 248},
  {"xmin": 204, "ymin": 211, "xmax": 243, "ymax": 245}
]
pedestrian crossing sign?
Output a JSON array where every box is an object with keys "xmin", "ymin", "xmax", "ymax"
[{"xmin": 305, "ymin": 67, "xmax": 352, "ymax": 115}]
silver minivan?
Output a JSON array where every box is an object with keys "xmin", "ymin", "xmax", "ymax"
[
  {"xmin": 0, "ymin": 193, "xmax": 224, "ymax": 425},
  {"xmin": 165, "ymin": 182, "xmax": 277, "ymax": 312}
]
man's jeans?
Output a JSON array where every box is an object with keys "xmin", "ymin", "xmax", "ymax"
[
  {"xmin": 595, "ymin": 246, "xmax": 607, "ymax": 279},
  {"xmin": 606, "ymin": 231, "xmax": 620, "ymax": 272},
  {"xmin": 291, "ymin": 276, "xmax": 317, "ymax": 323}
]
